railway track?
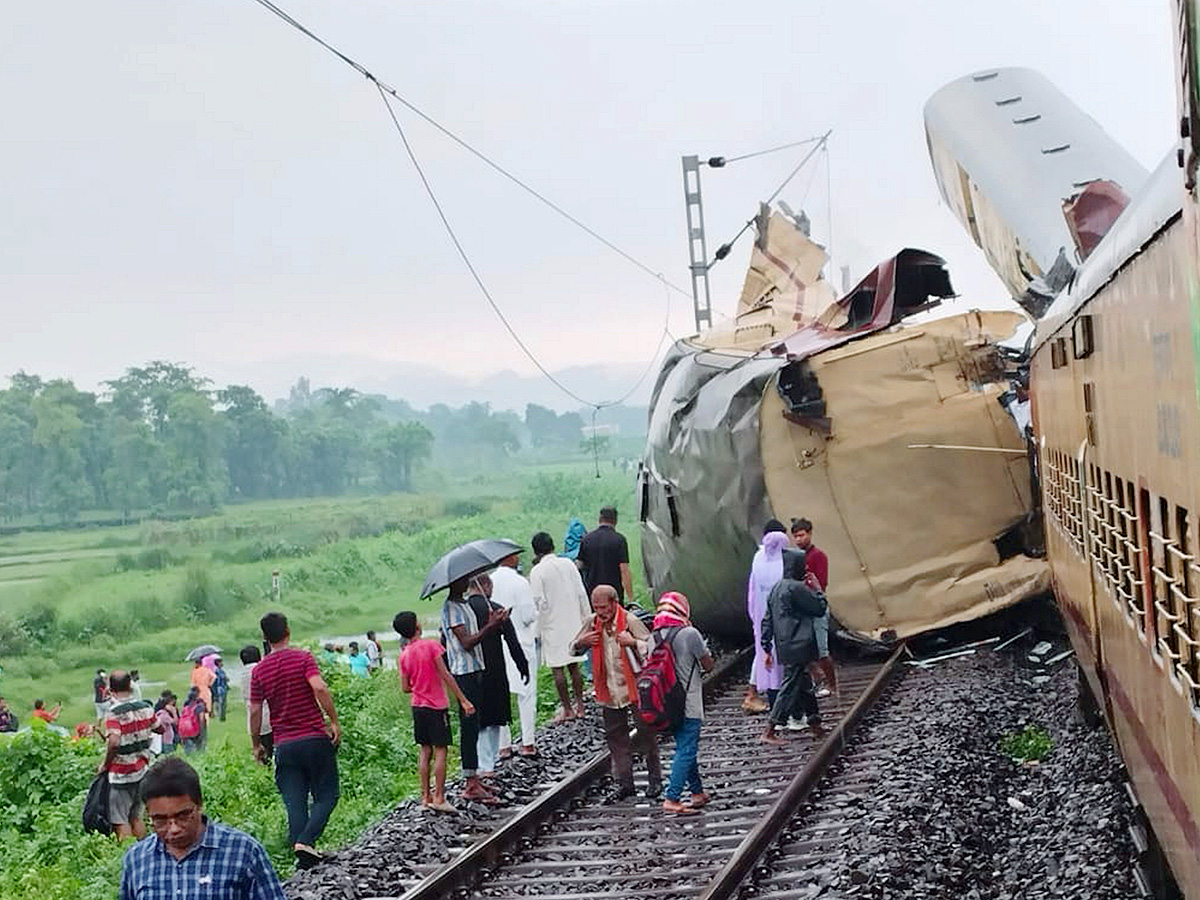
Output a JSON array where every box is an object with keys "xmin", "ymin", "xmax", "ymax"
[{"xmin": 393, "ymin": 646, "xmax": 904, "ymax": 900}]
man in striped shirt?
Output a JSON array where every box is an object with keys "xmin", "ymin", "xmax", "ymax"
[
  {"xmin": 250, "ymin": 612, "xmax": 341, "ymax": 870},
  {"xmin": 100, "ymin": 669, "xmax": 159, "ymax": 839}
]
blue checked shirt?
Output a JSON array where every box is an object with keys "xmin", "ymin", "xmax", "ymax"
[
  {"xmin": 118, "ymin": 820, "xmax": 286, "ymax": 900},
  {"xmin": 441, "ymin": 596, "xmax": 485, "ymax": 675}
]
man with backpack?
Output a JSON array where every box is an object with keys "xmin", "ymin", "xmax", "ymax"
[
  {"xmin": 760, "ymin": 549, "xmax": 828, "ymax": 745},
  {"xmin": 178, "ymin": 688, "xmax": 207, "ymax": 754},
  {"xmin": 571, "ymin": 584, "xmax": 662, "ymax": 803},
  {"xmin": 646, "ymin": 592, "xmax": 713, "ymax": 815}
]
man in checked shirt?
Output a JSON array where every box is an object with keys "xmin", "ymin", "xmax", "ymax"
[{"xmin": 118, "ymin": 757, "xmax": 285, "ymax": 900}]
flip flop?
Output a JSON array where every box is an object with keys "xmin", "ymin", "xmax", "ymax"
[
  {"xmin": 519, "ymin": 747, "xmax": 541, "ymax": 757},
  {"xmin": 427, "ymin": 800, "xmax": 458, "ymax": 813},
  {"xmin": 294, "ymin": 845, "xmax": 322, "ymax": 869}
]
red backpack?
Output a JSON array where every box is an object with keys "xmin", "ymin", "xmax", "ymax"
[
  {"xmin": 636, "ymin": 627, "xmax": 689, "ymax": 731},
  {"xmin": 178, "ymin": 703, "xmax": 201, "ymax": 739}
]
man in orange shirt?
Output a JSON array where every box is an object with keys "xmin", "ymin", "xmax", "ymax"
[
  {"xmin": 190, "ymin": 661, "xmax": 215, "ymax": 711},
  {"xmin": 32, "ymin": 699, "xmax": 61, "ymax": 722}
]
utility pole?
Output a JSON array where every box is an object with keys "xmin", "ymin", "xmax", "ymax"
[{"xmin": 681, "ymin": 155, "xmax": 713, "ymax": 332}]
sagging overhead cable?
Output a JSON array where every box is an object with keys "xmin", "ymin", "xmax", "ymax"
[{"xmin": 243, "ymin": 0, "xmax": 674, "ymax": 411}]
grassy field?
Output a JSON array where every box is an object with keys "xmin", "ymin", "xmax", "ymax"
[
  {"xmin": 0, "ymin": 463, "xmax": 644, "ymax": 900},
  {"xmin": 0, "ymin": 464, "xmax": 643, "ymax": 733}
]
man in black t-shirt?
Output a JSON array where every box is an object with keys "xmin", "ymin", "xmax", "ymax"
[{"xmin": 577, "ymin": 507, "xmax": 634, "ymax": 602}]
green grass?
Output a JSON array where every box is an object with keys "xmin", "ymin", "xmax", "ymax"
[
  {"xmin": 999, "ymin": 724, "xmax": 1054, "ymax": 763},
  {"xmin": 0, "ymin": 463, "xmax": 642, "ymax": 733},
  {"xmin": 0, "ymin": 462, "xmax": 639, "ymax": 900}
]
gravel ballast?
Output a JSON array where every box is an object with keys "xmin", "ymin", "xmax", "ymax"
[
  {"xmin": 751, "ymin": 638, "xmax": 1139, "ymax": 899},
  {"xmin": 285, "ymin": 711, "xmax": 606, "ymax": 900}
]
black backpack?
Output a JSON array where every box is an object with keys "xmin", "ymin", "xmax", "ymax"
[{"xmin": 82, "ymin": 773, "xmax": 112, "ymax": 835}]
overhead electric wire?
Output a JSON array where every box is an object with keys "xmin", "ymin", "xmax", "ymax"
[
  {"xmin": 244, "ymin": 0, "xmax": 676, "ymax": 411},
  {"xmin": 707, "ymin": 130, "xmax": 832, "ymax": 270},
  {"xmin": 247, "ymin": 0, "xmax": 692, "ymax": 301},
  {"xmin": 722, "ymin": 136, "xmax": 826, "ymax": 165}
]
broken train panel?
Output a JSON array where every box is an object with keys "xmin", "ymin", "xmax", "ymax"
[
  {"xmin": 760, "ymin": 309, "xmax": 1049, "ymax": 642},
  {"xmin": 640, "ymin": 286, "xmax": 1050, "ymax": 640}
]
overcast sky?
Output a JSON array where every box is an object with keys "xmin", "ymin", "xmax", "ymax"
[{"xmin": 0, "ymin": 0, "xmax": 1175, "ymax": 402}]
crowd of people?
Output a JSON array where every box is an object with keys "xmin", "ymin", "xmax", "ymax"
[{"xmin": 90, "ymin": 505, "xmax": 838, "ymax": 898}]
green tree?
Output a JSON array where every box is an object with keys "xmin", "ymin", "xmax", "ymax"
[
  {"xmin": 371, "ymin": 421, "xmax": 434, "ymax": 491},
  {"xmin": 105, "ymin": 361, "xmax": 210, "ymax": 438},
  {"xmin": 103, "ymin": 415, "xmax": 159, "ymax": 519},
  {"xmin": 31, "ymin": 382, "xmax": 91, "ymax": 522},
  {"xmin": 219, "ymin": 385, "xmax": 287, "ymax": 499},
  {"xmin": 161, "ymin": 390, "xmax": 227, "ymax": 510}
]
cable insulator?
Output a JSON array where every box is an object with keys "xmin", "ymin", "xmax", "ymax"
[
  {"xmin": 707, "ymin": 156, "xmax": 726, "ymax": 168},
  {"xmin": 714, "ymin": 243, "xmax": 731, "ymax": 261}
]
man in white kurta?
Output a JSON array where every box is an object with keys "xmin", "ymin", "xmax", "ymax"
[
  {"xmin": 491, "ymin": 553, "xmax": 540, "ymax": 755},
  {"xmin": 530, "ymin": 532, "xmax": 591, "ymax": 721}
]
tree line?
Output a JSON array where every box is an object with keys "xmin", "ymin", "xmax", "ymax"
[{"xmin": 0, "ymin": 362, "xmax": 634, "ymax": 523}]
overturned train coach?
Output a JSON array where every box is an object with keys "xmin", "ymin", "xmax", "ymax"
[{"xmin": 638, "ymin": 208, "xmax": 1050, "ymax": 643}]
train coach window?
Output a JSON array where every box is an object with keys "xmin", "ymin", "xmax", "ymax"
[
  {"xmin": 1072, "ymin": 315, "xmax": 1095, "ymax": 359},
  {"xmin": 1083, "ymin": 383, "xmax": 1098, "ymax": 448},
  {"xmin": 638, "ymin": 467, "xmax": 649, "ymax": 523},
  {"xmin": 665, "ymin": 484, "xmax": 681, "ymax": 538},
  {"xmin": 1152, "ymin": 497, "xmax": 1182, "ymax": 667},
  {"xmin": 1050, "ymin": 339, "xmax": 1068, "ymax": 369},
  {"xmin": 1169, "ymin": 506, "xmax": 1200, "ymax": 705}
]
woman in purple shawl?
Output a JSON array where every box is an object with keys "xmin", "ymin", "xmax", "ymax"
[{"xmin": 744, "ymin": 524, "xmax": 790, "ymax": 712}]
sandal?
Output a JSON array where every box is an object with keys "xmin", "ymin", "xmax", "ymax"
[
  {"xmin": 689, "ymin": 792, "xmax": 712, "ymax": 808},
  {"xmin": 519, "ymin": 746, "xmax": 541, "ymax": 757},
  {"xmin": 661, "ymin": 798, "xmax": 699, "ymax": 816}
]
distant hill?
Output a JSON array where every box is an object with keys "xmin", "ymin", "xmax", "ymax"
[{"xmin": 219, "ymin": 353, "xmax": 658, "ymax": 415}]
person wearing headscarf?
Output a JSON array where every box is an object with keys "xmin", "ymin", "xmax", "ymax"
[
  {"xmin": 562, "ymin": 518, "xmax": 586, "ymax": 561},
  {"xmin": 745, "ymin": 523, "xmax": 790, "ymax": 712},
  {"xmin": 651, "ymin": 592, "xmax": 714, "ymax": 815}
]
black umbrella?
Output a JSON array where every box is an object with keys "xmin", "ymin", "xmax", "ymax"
[
  {"xmin": 184, "ymin": 644, "xmax": 222, "ymax": 662},
  {"xmin": 420, "ymin": 538, "xmax": 523, "ymax": 599}
]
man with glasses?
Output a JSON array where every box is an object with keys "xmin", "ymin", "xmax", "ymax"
[{"xmin": 118, "ymin": 757, "xmax": 285, "ymax": 900}]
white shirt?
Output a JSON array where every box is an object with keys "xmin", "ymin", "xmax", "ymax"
[
  {"xmin": 491, "ymin": 564, "xmax": 540, "ymax": 691},
  {"xmin": 531, "ymin": 555, "xmax": 591, "ymax": 668}
]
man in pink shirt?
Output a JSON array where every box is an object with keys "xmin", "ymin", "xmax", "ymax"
[
  {"xmin": 249, "ymin": 612, "xmax": 341, "ymax": 870},
  {"xmin": 394, "ymin": 611, "xmax": 476, "ymax": 813}
]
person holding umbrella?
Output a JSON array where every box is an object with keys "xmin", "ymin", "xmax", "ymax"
[{"xmin": 422, "ymin": 539, "xmax": 522, "ymax": 805}]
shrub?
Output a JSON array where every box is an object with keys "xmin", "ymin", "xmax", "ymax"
[
  {"xmin": 17, "ymin": 602, "xmax": 59, "ymax": 644},
  {"xmin": 181, "ymin": 563, "xmax": 238, "ymax": 623},
  {"xmin": 0, "ymin": 610, "xmax": 31, "ymax": 656},
  {"xmin": 999, "ymin": 724, "xmax": 1054, "ymax": 762},
  {"xmin": 443, "ymin": 499, "xmax": 489, "ymax": 518}
]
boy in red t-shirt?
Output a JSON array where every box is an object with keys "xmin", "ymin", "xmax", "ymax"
[{"xmin": 394, "ymin": 611, "xmax": 475, "ymax": 813}]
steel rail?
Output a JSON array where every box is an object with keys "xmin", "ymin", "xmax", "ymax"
[
  {"xmin": 398, "ymin": 647, "xmax": 752, "ymax": 900},
  {"xmin": 695, "ymin": 642, "xmax": 906, "ymax": 900}
]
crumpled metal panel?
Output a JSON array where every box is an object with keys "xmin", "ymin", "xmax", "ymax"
[
  {"xmin": 1037, "ymin": 153, "xmax": 1182, "ymax": 349},
  {"xmin": 639, "ymin": 341, "xmax": 786, "ymax": 636}
]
